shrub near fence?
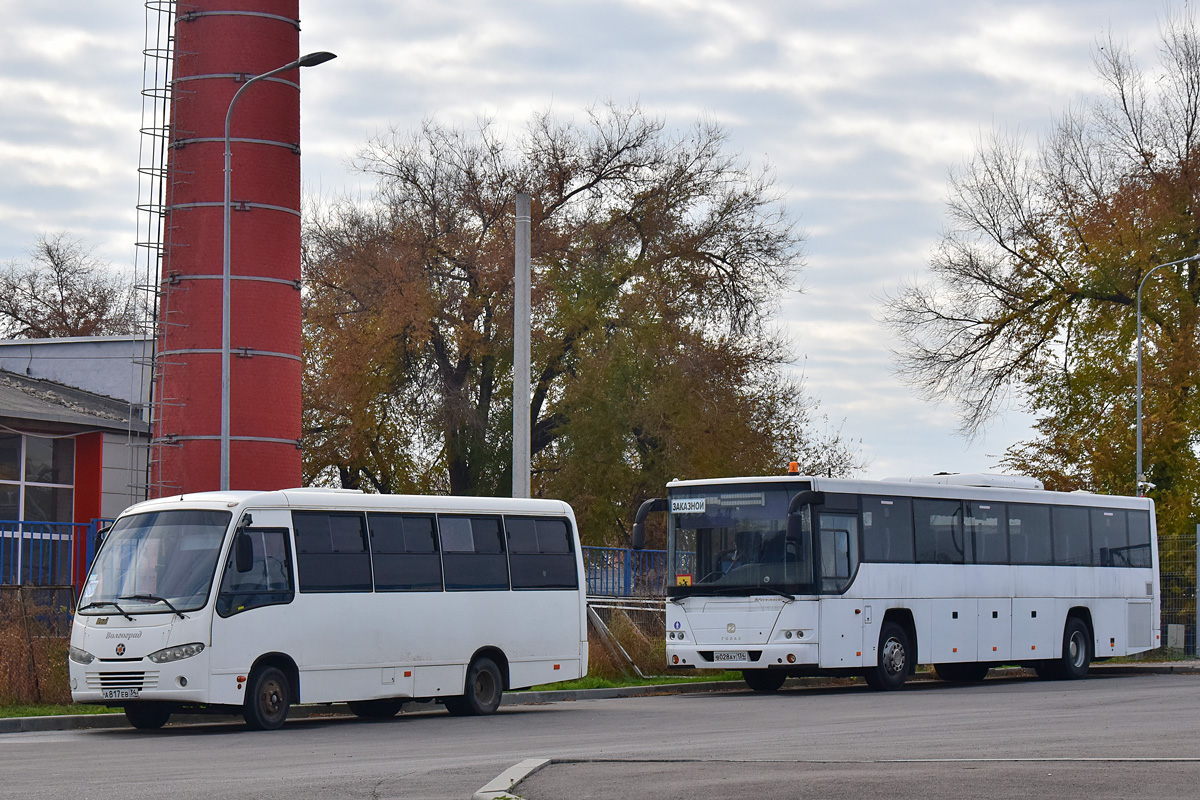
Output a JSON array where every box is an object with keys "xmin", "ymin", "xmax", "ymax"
[{"xmin": 0, "ymin": 586, "xmax": 74, "ymax": 705}]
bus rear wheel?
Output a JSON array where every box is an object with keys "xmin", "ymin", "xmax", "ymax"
[
  {"xmin": 348, "ymin": 699, "xmax": 405, "ymax": 719},
  {"xmin": 865, "ymin": 621, "xmax": 911, "ymax": 691},
  {"xmin": 243, "ymin": 665, "xmax": 291, "ymax": 730},
  {"xmin": 124, "ymin": 702, "xmax": 171, "ymax": 730},
  {"xmin": 742, "ymin": 670, "xmax": 788, "ymax": 692},
  {"xmin": 444, "ymin": 657, "xmax": 503, "ymax": 716},
  {"xmin": 934, "ymin": 662, "xmax": 990, "ymax": 683},
  {"xmin": 1035, "ymin": 617, "xmax": 1092, "ymax": 681}
]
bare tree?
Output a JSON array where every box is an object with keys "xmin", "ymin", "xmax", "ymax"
[{"xmin": 0, "ymin": 233, "xmax": 140, "ymax": 339}]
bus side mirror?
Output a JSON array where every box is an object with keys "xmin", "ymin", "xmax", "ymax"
[
  {"xmin": 94, "ymin": 523, "xmax": 112, "ymax": 553},
  {"xmin": 631, "ymin": 497, "xmax": 668, "ymax": 550},
  {"xmin": 234, "ymin": 532, "xmax": 254, "ymax": 573}
]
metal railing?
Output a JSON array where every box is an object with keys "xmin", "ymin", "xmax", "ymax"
[
  {"xmin": 583, "ymin": 546, "xmax": 694, "ymax": 597},
  {"xmin": 0, "ymin": 519, "xmax": 105, "ymax": 588}
]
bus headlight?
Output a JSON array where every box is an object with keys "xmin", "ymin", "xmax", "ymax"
[
  {"xmin": 148, "ymin": 643, "xmax": 205, "ymax": 664},
  {"xmin": 68, "ymin": 646, "xmax": 95, "ymax": 665}
]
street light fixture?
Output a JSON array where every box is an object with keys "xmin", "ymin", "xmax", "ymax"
[
  {"xmin": 221, "ymin": 51, "xmax": 337, "ymax": 491},
  {"xmin": 1135, "ymin": 253, "xmax": 1200, "ymax": 496}
]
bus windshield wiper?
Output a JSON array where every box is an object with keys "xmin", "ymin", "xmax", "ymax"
[
  {"xmin": 78, "ymin": 600, "xmax": 134, "ymax": 621},
  {"xmin": 120, "ymin": 594, "xmax": 186, "ymax": 619},
  {"xmin": 755, "ymin": 586, "xmax": 796, "ymax": 602},
  {"xmin": 684, "ymin": 585, "xmax": 795, "ymax": 601}
]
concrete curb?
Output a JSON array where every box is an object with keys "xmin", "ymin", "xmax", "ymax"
[
  {"xmin": 3, "ymin": 660, "xmax": 1195, "ymax": 734},
  {"xmin": 472, "ymin": 758, "xmax": 550, "ymax": 800}
]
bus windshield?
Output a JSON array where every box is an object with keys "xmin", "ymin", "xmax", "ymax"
[
  {"xmin": 668, "ymin": 485, "xmax": 812, "ymax": 596},
  {"xmin": 78, "ymin": 509, "xmax": 233, "ymax": 615}
]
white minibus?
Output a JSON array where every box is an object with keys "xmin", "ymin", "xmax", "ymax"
[{"xmin": 69, "ymin": 488, "xmax": 587, "ymax": 729}]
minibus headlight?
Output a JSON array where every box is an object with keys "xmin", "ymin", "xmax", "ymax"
[
  {"xmin": 148, "ymin": 642, "xmax": 205, "ymax": 664},
  {"xmin": 68, "ymin": 646, "xmax": 95, "ymax": 665}
]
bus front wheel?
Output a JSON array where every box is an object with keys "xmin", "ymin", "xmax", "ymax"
[
  {"xmin": 444, "ymin": 657, "xmax": 503, "ymax": 716},
  {"xmin": 243, "ymin": 665, "xmax": 291, "ymax": 730},
  {"xmin": 865, "ymin": 621, "xmax": 911, "ymax": 691},
  {"xmin": 742, "ymin": 669, "xmax": 787, "ymax": 692},
  {"xmin": 124, "ymin": 702, "xmax": 171, "ymax": 730}
]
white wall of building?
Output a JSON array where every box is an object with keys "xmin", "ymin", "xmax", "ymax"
[{"xmin": 0, "ymin": 336, "xmax": 152, "ymax": 415}]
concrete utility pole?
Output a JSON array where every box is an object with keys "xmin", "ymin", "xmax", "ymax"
[{"xmin": 513, "ymin": 193, "xmax": 531, "ymax": 498}]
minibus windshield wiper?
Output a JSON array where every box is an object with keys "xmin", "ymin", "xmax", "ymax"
[
  {"xmin": 78, "ymin": 600, "xmax": 134, "ymax": 621},
  {"xmin": 120, "ymin": 594, "xmax": 186, "ymax": 619}
]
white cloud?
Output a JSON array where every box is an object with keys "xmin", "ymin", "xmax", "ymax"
[{"xmin": 0, "ymin": 0, "xmax": 1171, "ymax": 477}]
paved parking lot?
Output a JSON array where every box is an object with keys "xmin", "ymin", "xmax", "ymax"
[{"xmin": 3, "ymin": 670, "xmax": 1199, "ymax": 800}]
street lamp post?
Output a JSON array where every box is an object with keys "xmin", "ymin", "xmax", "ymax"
[
  {"xmin": 221, "ymin": 51, "xmax": 336, "ymax": 491},
  {"xmin": 1135, "ymin": 254, "xmax": 1200, "ymax": 496}
]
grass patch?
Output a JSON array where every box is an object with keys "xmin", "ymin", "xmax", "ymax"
[
  {"xmin": 524, "ymin": 671, "xmax": 744, "ymax": 692},
  {"xmin": 0, "ymin": 704, "xmax": 120, "ymax": 719}
]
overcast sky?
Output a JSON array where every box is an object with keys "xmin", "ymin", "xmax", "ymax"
[{"xmin": 0, "ymin": 1, "xmax": 1172, "ymax": 480}]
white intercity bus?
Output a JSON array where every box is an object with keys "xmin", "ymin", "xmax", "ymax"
[
  {"xmin": 634, "ymin": 473, "xmax": 1159, "ymax": 691},
  {"xmin": 69, "ymin": 489, "xmax": 588, "ymax": 730}
]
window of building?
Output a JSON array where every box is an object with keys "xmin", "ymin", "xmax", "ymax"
[{"xmin": 0, "ymin": 432, "xmax": 76, "ymax": 585}]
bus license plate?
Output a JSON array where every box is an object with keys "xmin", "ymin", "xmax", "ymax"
[
  {"xmin": 714, "ymin": 651, "xmax": 749, "ymax": 662},
  {"xmin": 101, "ymin": 688, "xmax": 139, "ymax": 700}
]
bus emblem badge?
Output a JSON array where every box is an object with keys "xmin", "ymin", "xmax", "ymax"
[
  {"xmin": 727, "ymin": 623, "xmax": 736, "ymax": 634},
  {"xmin": 115, "ymin": 643, "xmax": 126, "ymax": 656}
]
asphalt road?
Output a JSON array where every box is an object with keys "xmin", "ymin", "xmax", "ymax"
[{"xmin": 4, "ymin": 672, "xmax": 1200, "ymax": 800}]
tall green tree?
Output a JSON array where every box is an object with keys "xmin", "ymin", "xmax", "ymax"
[
  {"xmin": 303, "ymin": 105, "xmax": 861, "ymax": 544},
  {"xmin": 882, "ymin": 15, "xmax": 1200, "ymax": 566}
]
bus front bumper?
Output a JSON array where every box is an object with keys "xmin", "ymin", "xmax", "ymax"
[{"xmin": 666, "ymin": 642, "xmax": 819, "ymax": 669}]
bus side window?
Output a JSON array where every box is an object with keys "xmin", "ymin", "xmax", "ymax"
[
  {"xmin": 368, "ymin": 513, "xmax": 443, "ymax": 592},
  {"xmin": 861, "ymin": 496, "xmax": 914, "ymax": 563},
  {"xmin": 1008, "ymin": 504, "xmax": 1051, "ymax": 565},
  {"xmin": 440, "ymin": 515, "xmax": 509, "ymax": 591},
  {"xmin": 506, "ymin": 516, "xmax": 579, "ymax": 590},
  {"xmin": 967, "ymin": 502, "xmax": 1007, "ymax": 564},
  {"xmin": 1091, "ymin": 509, "xmax": 1129, "ymax": 567},
  {"xmin": 216, "ymin": 527, "xmax": 294, "ymax": 617},
  {"xmin": 819, "ymin": 513, "xmax": 858, "ymax": 593},
  {"xmin": 1127, "ymin": 510, "xmax": 1152, "ymax": 568},
  {"xmin": 914, "ymin": 499, "xmax": 965, "ymax": 564},
  {"xmin": 1052, "ymin": 506, "xmax": 1091, "ymax": 566},
  {"xmin": 292, "ymin": 511, "xmax": 372, "ymax": 592}
]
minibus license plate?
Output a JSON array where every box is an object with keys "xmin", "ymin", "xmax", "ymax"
[
  {"xmin": 714, "ymin": 651, "xmax": 748, "ymax": 662},
  {"xmin": 101, "ymin": 688, "xmax": 139, "ymax": 700}
]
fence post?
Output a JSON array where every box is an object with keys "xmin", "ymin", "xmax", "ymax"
[{"xmin": 623, "ymin": 549, "xmax": 633, "ymax": 596}]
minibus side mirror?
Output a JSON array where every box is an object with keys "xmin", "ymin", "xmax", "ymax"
[{"xmin": 234, "ymin": 532, "xmax": 254, "ymax": 573}]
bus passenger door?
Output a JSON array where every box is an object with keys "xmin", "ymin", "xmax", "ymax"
[{"xmin": 209, "ymin": 509, "xmax": 301, "ymax": 705}]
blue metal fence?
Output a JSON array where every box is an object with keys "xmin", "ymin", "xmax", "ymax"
[
  {"xmin": 0, "ymin": 519, "xmax": 104, "ymax": 587},
  {"xmin": 582, "ymin": 546, "xmax": 693, "ymax": 597}
]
